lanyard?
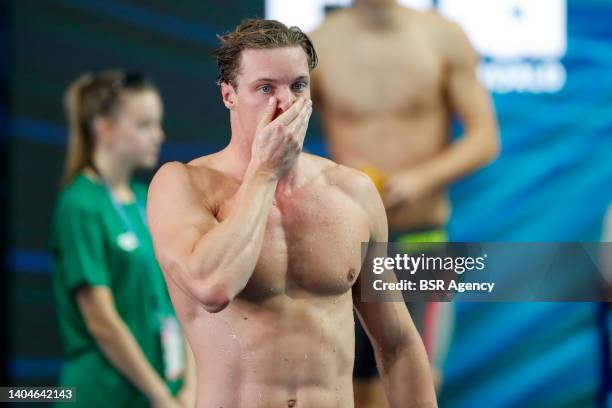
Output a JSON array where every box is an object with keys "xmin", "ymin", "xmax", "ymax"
[
  {"xmin": 107, "ymin": 190, "xmax": 147, "ymax": 233},
  {"xmin": 91, "ymin": 168, "xmax": 146, "ymax": 240}
]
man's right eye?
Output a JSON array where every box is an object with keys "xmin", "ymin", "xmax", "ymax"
[{"xmin": 258, "ymin": 85, "xmax": 272, "ymax": 94}]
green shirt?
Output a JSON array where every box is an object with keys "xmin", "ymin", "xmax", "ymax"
[{"xmin": 50, "ymin": 173, "xmax": 181, "ymax": 407}]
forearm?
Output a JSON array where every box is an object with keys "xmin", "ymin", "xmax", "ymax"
[
  {"xmin": 93, "ymin": 317, "xmax": 170, "ymax": 402},
  {"xmin": 407, "ymin": 130, "xmax": 498, "ymax": 195},
  {"xmin": 187, "ymin": 168, "xmax": 277, "ymax": 300},
  {"xmin": 181, "ymin": 338, "xmax": 196, "ymax": 390},
  {"xmin": 378, "ymin": 340, "xmax": 438, "ymax": 408},
  {"xmin": 177, "ymin": 337, "xmax": 196, "ymax": 405}
]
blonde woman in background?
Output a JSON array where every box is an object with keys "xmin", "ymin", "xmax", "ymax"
[{"xmin": 50, "ymin": 70, "xmax": 195, "ymax": 408}]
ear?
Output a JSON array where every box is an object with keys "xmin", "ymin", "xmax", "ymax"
[
  {"xmin": 221, "ymin": 82, "xmax": 237, "ymax": 110},
  {"xmin": 92, "ymin": 116, "xmax": 115, "ymax": 145}
]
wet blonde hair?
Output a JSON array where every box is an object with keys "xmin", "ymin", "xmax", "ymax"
[{"xmin": 212, "ymin": 19, "xmax": 318, "ymax": 88}]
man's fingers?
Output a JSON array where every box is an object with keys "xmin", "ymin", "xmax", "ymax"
[
  {"xmin": 384, "ymin": 184, "xmax": 408, "ymax": 211},
  {"xmin": 296, "ymin": 104, "xmax": 313, "ymax": 147},
  {"xmin": 384, "ymin": 194, "xmax": 401, "ymax": 212},
  {"xmin": 288, "ymin": 99, "xmax": 312, "ymax": 132},
  {"xmin": 257, "ymin": 96, "xmax": 277, "ymax": 131},
  {"xmin": 273, "ymin": 97, "xmax": 305, "ymax": 127}
]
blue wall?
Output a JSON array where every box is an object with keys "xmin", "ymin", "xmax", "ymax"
[{"xmin": 441, "ymin": 1, "xmax": 612, "ymax": 406}]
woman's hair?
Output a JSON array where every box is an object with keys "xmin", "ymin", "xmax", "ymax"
[
  {"xmin": 212, "ymin": 18, "xmax": 318, "ymax": 88},
  {"xmin": 62, "ymin": 69, "xmax": 157, "ymax": 185}
]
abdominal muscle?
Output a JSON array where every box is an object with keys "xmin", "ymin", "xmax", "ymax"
[{"xmin": 185, "ymin": 292, "xmax": 357, "ymax": 408}]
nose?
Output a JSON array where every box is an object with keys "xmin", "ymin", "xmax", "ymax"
[{"xmin": 276, "ymin": 87, "xmax": 297, "ymax": 112}]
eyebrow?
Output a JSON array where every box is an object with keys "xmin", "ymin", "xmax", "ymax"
[{"xmin": 252, "ymin": 75, "xmax": 309, "ymax": 85}]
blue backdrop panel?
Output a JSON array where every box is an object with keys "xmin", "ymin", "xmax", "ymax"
[{"xmin": 440, "ymin": 1, "xmax": 612, "ymax": 407}]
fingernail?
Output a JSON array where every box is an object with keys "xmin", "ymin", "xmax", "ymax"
[{"xmin": 268, "ymin": 97, "xmax": 275, "ymax": 105}]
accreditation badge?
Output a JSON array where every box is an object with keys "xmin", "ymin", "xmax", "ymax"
[
  {"xmin": 117, "ymin": 231, "xmax": 139, "ymax": 252},
  {"xmin": 160, "ymin": 316, "xmax": 185, "ymax": 381}
]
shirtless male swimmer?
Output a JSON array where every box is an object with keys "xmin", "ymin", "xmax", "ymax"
[{"xmin": 147, "ymin": 19, "xmax": 437, "ymax": 408}]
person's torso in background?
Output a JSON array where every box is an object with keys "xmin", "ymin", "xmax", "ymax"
[
  {"xmin": 50, "ymin": 173, "xmax": 180, "ymax": 407},
  {"xmin": 312, "ymin": 7, "xmax": 453, "ymax": 230}
]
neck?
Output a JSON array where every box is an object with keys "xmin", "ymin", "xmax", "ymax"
[
  {"xmin": 91, "ymin": 149, "xmax": 134, "ymax": 197},
  {"xmin": 352, "ymin": 0, "xmax": 398, "ymax": 29},
  {"xmin": 226, "ymin": 120, "xmax": 254, "ymax": 180}
]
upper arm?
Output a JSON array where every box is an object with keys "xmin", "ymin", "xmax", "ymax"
[
  {"xmin": 147, "ymin": 162, "xmax": 218, "ymax": 289},
  {"xmin": 52, "ymin": 199, "xmax": 110, "ymax": 293},
  {"xmin": 76, "ymin": 285, "xmax": 122, "ymax": 339},
  {"xmin": 442, "ymin": 21, "xmax": 498, "ymax": 148},
  {"xmin": 347, "ymin": 170, "xmax": 419, "ymax": 356}
]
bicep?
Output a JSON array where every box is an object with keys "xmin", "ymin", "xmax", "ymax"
[
  {"xmin": 147, "ymin": 162, "xmax": 217, "ymax": 272},
  {"xmin": 352, "ymin": 172, "xmax": 416, "ymax": 351},
  {"xmin": 444, "ymin": 24, "xmax": 496, "ymax": 133},
  {"xmin": 147, "ymin": 162, "xmax": 227, "ymax": 308},
  {"xmin": 353, "ymin": 277, "xmax": 417, "ymax": 356}
]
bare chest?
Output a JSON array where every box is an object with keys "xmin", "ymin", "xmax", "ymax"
[
  {"xmin": 218, "ymin": 188, "xmax": 369, "ymax": 300},
  {"xmin": 317, "ymin": 30, "xmax": 445, "ymax": 117}
]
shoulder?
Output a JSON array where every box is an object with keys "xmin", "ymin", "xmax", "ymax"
[
  {"xmin": 149, "ymin": 161, "xmax": 202, "ymax": 202},
  {"xmin": 150, "ymin": 159, "xmax": 221, "ymax": 193},
  {"xmin": 325, "ymin": 163, "xmax": 378, "ymax": 201},
  {"xmin": 417, "ymin": 11, "xmax": 476, "ymax": 63},
  {"xmin": 305, "ymin": 154, "xmax": 381, "ymax": 212},
  {"xmin": 148, "ymin": 158, "xmax": 234, "ymax": 214},
  {"xmin": 409, "ymin": 8, "xmax": 462, "ymax": 34},
  {"xmin": 309, "ymin": 8, "xmax": 352, "ymax": 48},
  {"xmin": 54, "ymin": 174, "xmax": 101, "ymax": 217},
  {"xmin": 150, "ymin": 161, "xmax": 192, "ymax": 187},
  {"xmin": 50, "ymin": 175, "xmax": 104, "ymax": 241},
  {"xmin": 319, "ymin": 159, "xmax": 387, "ymax": 239},
  {"xmin": 310, "ymin": 7, "xmax": 351, "ymax": 35}
]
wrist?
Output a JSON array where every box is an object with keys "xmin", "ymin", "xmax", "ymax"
[
  {"xmin": 179, "ymin": 379, "xmax": 195, "ymax": 393},
  {"xmin": 401, "ymin": 168, "xmax": 432, "ymax": 198},
  {"xmin": 245, "ymin": 165, "xmax": 280, "ymax": 184},
  {"xmin": 147, "ymin": 384, "xmax": 171, "ymax": 403},
  {"xmin": 408, "ymin": 165, "xmax": 439, "ymax": 194}
]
